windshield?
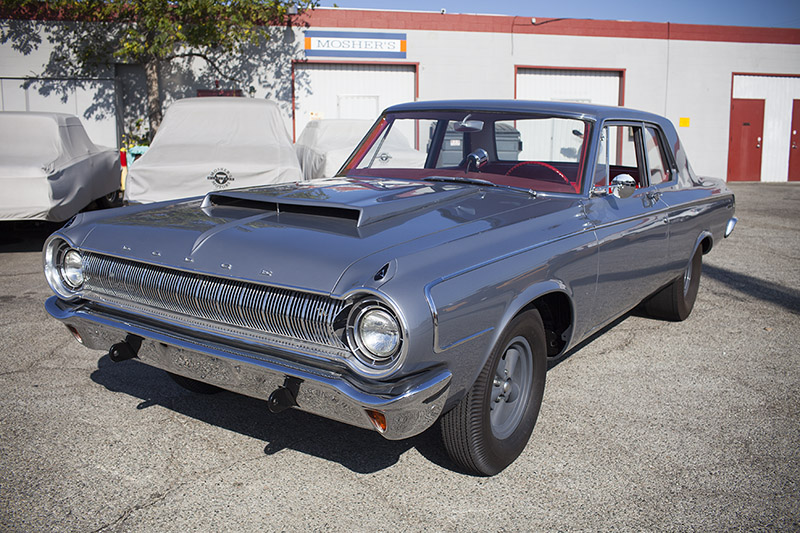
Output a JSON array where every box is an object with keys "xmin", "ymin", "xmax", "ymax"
[{"xmin": 342, "ymin": 110, "xmax": 591, "ymax": 194}]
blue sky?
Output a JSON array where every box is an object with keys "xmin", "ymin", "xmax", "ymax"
[{"xmin": 317, "ymin": 0, "xmax": 800, "ymax": 29}]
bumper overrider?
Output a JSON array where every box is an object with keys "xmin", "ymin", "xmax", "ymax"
[{"xmin": 46, "ymin": 296, "xmax": 451, "ymax": 440}]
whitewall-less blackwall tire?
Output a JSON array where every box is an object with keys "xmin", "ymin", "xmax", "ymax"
[
  {"xmin": 643, "ymin": 246, "xmax": 703, "ymax": 321},
  {"xmin": 440, "ymin": 309, "xmax": 547, "ymax": 476}
]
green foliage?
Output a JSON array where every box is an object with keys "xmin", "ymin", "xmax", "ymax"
[
  {"xmin": 122, "ymin": 117, "xmax": 149, "ymax": 148},
  {"xmin": 7, "ymin": 0, "xmax": 317, "ymax": 65},
  {"xmin": 2, "ymin": 0, "xmax": 317, "ymax": 136}
]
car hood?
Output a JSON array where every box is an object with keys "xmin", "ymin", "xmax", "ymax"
[{"xmin": 64, "ymin": 177, "xmax": 563, "ymax": 294}]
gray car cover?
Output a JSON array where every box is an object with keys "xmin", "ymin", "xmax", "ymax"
[
  {"xmin": 295, "ymin": 119, "xmax": 373, "ymax": 180},
  {"xmin": 125, "ymin": 98, "xmax": 303, "ymax": 204},
  {"xmin": 0, "ymin": 112, "xmax": 120, "ymax": 221}
]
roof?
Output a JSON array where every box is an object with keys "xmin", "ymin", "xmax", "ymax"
[
  {"xmin": 167, "ymin": 97, "xmax": 281, "ymax": 111},
  {"xmin": 383, "ymin": 99, "xmax": 669, "ymax": 123},
  {"xmin": 0, "ymin": 111, "xmax": 83, "ymax": 128}
]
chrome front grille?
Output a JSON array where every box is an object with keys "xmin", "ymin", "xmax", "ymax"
[{"xmin": 82, "ymin": 253, "xmax": 349, "ymax": 353}]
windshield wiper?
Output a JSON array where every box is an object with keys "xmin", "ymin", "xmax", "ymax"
[
  {"xmin": 422, "ymin": 176, "xmax": 497, "ymax": 187},
  {"xmin": 422, "ymin": 176, "xmax": 538, "ymax": 198}
]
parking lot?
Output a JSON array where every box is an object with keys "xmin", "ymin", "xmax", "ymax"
[{"xmin": 0, "ymin": 182, "xmax": 797, "ymax": 531}]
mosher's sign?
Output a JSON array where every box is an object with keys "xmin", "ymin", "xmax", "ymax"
[{"xmin": 304, "ymin": 31, "xmax": 407, "ymax": 59}]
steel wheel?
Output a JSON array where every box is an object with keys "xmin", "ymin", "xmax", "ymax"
[
  {"xmin": 490, "ymin": 336, "xmax": 533, "ymax": 440},
  {"xmin": 440, "ymin": 309, "xmax": 547, "ymax": 476},
  {"xmin": 98, "ymin": 190, "xmax": 122, "ymax": 208}
]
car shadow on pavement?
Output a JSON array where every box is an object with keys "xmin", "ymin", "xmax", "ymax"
[
  {"xmin": 90, "ymin": 353, "xmax": 455, "ymax": 474},
  {"xmin": 0, "ymin": 221, "xmax": 63, "ymax": 253},
  {"xmin": 703, "ymin": 264, "xmax": 800, "ymax": 314},
  {"xmin": 546, "ymin": 313, "xmax": 632, "ymax": 370}
]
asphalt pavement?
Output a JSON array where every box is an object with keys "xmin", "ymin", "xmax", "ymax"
[{"xmin": 0, "ymin": 182, "xmax": 797, "ymax": 531}]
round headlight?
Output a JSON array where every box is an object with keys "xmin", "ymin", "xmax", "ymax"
[
  {"xmin": 43, "ymin": 237, "xmax": 85, "ymax": 300},
  {"xmin": 62, "ymin": 249, "xmax": 84, "ymax": 289},
  {"xmin": 345, "ymin": 298, "xmax": 405, "ymax": 377},
  {"xmin": 357, "ymin": 308, "xmax": 400, "ymax": 360}
]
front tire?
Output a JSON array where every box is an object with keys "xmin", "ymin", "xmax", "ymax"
[
  {"xmin": 440, "ymin": 310, "xmax": 547, "ymax": 476},
  {"xmin": 642, "ymin": 246, "xmax": 703, "ymax": 321}
]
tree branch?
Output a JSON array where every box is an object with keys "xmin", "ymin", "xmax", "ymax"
[{"xmin": 165, "ymin": 51, "xmax": 243, "ymax": 83}]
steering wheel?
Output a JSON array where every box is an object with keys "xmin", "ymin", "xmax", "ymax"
[
  {"xmin": 504, "ymin": 161, "xmax": 578, "ymax": 193},
  {"xmin": 504, "ymin": 161, "xmax": 568, "ymax": 182}
]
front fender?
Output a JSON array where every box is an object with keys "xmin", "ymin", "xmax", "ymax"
[
  {"xmin": 422, "ymin": 228, "xmax": 596, "ymax": 407},
  {"xmin": 426, "ymin": 268, "xmax": 580, "ymax": 409}
]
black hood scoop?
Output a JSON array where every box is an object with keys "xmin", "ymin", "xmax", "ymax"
[
  {"xmin": 204, "ymin": 191, "xmax": 360, "ymax": 222},
  {"xmin": 202, "ymin": 180, "xmax": 479, "ymax": 227}
]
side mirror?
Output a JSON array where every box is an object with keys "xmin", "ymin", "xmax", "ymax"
[
  {"xmin": 591, "ymin": 174, "xmax": 637, "ymax": 199},
  {"xmin": 465, "ymin": 148, "xmax": 489, "ymax": 173},
  {"xmin": 610, "ymin": 174, "xmax": 637, "ymax": 199}
]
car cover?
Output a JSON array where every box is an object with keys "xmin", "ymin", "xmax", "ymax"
[
  {"xmin": 125, "ymin": 98, "xmax": 303, "ymax": 204},
  {"xmin": 295, "ymin": 119, "xmax": 373, "ymax": 180},
  {"xmin": 0, "ymin": 112, "xmax": 120, "ymax": 222}
]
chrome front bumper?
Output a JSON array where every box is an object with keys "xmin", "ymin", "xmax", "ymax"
[{"xmin": 46, "ymin": 296, "xmax": 451, "ymax": 440}]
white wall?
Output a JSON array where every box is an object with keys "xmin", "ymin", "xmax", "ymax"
[
  {"xmin": 516, "ymin": 68, "xmax": 621, "ymax": 106},
  {"xmin": 0, "ymin": 22, "xmax": 118, "ymax": 147}
]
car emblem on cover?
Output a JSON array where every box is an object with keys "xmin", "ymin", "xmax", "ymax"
[{"xmin": 208, "ymin": 168, "xmax": 234, "ymax": 188}]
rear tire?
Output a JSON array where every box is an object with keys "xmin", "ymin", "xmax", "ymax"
[
  {"xmin": 167, "ymin": 371, "xmax": 223, "ymax": 394},
  {"xmin": 440, "ymin": 309, "xmax": 547, "ymax": 476},
  {"xmin": 642, "ymin": 246, "xmax": 703, "ymax": 321}
]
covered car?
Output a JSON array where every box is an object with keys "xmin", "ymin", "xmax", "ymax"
[
  {"xmin": 295, "ymin": 119, "xmax": 425, "ymax": 180},
  {"xmin": 0, "ymin": 112, "xmax": 120, "ymax": 222},
  {"xmin": 125, "ymin": 98, "xmax": 302, "ymax": 203},
  {"xmin": 43, "ymin": 100, "xmax": 737, "ymax": 476},
  {"xmin": 295, "ymin": 119, "xmax": 373, "ymax": 180}
]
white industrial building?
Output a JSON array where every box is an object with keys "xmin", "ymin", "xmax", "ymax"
[{"xmin": 2, "ymin": 8, "xmax": 799, "ymax": 181}]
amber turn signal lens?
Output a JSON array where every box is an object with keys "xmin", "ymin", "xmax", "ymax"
[
  {"xmin": 366, "ymin": 410, "xmax": 387, "ymax": 433},
  {"xmin": 66, "ymin": 325, "xmax": 83, "ymax": 344}
]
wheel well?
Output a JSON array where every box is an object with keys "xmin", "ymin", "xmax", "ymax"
[
  {"xmin": 700, "ymin": 235, "xmax": 713, "ymax": 254},
  {"xmin": 521, "ymin": 292, "xmax": 572, "ymax": 357}
]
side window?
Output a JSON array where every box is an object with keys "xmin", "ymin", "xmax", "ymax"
[
  {"xmin": 594, "ymin": 124, "xmax": 643, "ymax": 187},
  {"xmin": 644, "ymin": 126, "xmax": 672, "ymax": 184}
]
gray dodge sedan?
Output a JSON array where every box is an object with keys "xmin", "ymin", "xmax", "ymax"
[{"xmin": 43, "ymin": 100, "xmax": 737, "ymax": 475}]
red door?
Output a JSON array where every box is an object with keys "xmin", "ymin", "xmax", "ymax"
[
  {"xmin": 727, "ymin": 99, "xmax": 765, "ymax": 181},
  {"xmin": 789, "ymin": 100, "xmax": 800, "ymax": 181}
]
